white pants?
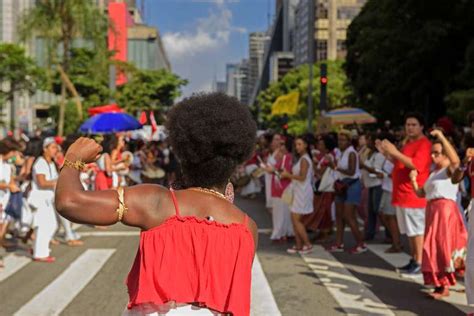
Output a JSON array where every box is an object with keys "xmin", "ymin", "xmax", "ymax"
[
  {"xmin": 123, "ymin": 304, "xmax": 221, "ymax": 315},
  {"xmin": 58, "ymin": 214, "xmax": 80, "ymax": 241},
  {"xmin": 32, "ymin": 199, "xmax": 58, "ymax": 258},
  {"xmin": 270, "ymin": 198, "xmax": 294, "ymax": 240}
]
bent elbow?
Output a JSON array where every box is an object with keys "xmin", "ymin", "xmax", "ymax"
[{"xmin": 55, "ymin": 194, "xmax": 77, "ymax": 217}]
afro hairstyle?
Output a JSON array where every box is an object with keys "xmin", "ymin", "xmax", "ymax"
[{"xmin": 166, "ymin": 92, "xmax": 257, "ymax": 188}]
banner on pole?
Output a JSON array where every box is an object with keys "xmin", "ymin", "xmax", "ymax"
[{"xmin": 271, "ymin": 91, "xmax": 300, "ymax": 116}]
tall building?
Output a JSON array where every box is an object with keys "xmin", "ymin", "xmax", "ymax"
[
  {"xmin": 248, "ymin": 0, "xmax": 299, "ymax": 107},
  {"xmin": 270, "ymin": 52, "xmax": 294, "ymax": 83},
  {"xmin": 225, "ymin": 61, "xmax": 249, "ymax": 104},
  {"xmin": 248, "ymin": 32, "xmax": 269, "ymax": 105},
  {"xmin": 293, "ymin": 0, "xmax": 366, "ymax": 66}
]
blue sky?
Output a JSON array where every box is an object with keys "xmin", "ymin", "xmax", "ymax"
[{"xmin": 143, "ymin": 0, "xmax": 274, "ymax": 96}]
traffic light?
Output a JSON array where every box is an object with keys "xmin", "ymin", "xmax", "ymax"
[
  {"xmin": 281, "ymin": 114, "xmax": 289, "ymax": 134},
  {"xmin": 320, "ymin": 63, "xmax": 327, "ymax": 112}
]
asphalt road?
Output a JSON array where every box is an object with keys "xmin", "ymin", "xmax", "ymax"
[{"xmin": 0, "ymin": 194, "xmax": 470, "ymax": 316}]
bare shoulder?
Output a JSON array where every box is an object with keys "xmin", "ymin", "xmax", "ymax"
[{"xmin": 124, "ymin": 184, "xmax": 172, "ymax": 229}]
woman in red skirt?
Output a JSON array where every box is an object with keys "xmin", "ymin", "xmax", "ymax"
[
  {"xmin": 409, "ymin": 129, "xmax": 466, "ymax": 299},
  {"xmin": 95, "ymin": 135, "xmax": 117, "ymax": 190}
]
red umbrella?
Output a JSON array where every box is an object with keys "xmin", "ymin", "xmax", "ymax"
[{"xmin": 88, "ymin": 103, "xmax": 124, "ymax": 116}]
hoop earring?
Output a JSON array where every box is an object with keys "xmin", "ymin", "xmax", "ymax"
[{"xmin": 225, "ymin": 180, "xmax": 234, "ymax": 203}]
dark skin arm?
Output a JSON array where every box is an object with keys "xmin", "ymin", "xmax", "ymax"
[
  {"xmin": 55, "ymin": 138, "xmax": 259, "ymax": 252},
  {"xmin": 335, "ymin": 152, "xmax": 357, "ymax": 176}
]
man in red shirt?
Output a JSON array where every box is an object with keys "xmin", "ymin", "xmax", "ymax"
[{"xmin": 381, "ymin": 112, "xmax": 432, "ymax": 277}]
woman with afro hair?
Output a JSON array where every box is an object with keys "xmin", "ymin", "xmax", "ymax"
[{"xmin": 54, "ymin": 92, "xmax": 259, "ymax": 316}]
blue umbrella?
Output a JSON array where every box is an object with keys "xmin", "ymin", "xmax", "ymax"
[{"xmin": 79, "ymin": 112, "xmax": 142, "ymax": 134}]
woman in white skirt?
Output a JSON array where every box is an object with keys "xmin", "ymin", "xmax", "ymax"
[
  {"xmin": 263, "ymin": 134, "xmax": 281, "ymax": 212},
  {"xmin": 281, "ymin": 136, "xmax": 314, "ymax": 254},
  {"xmin": 265, "ymin": 137, "xmax": 294, "ymax": 241}
]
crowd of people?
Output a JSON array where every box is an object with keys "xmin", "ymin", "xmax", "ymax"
[
  {"xmin": 1, "ymin": 99, "xmax": 474, "ymax": 310},
  {"xmin": 237, "ymin": 111, "xmax": 474, "ymax": 301},
  {"xmin": 0, "ymin": 133, "xmax": 178, "ymax": 265}
]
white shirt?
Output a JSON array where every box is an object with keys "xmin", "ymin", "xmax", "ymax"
[
  {"xmin": 336, "ymin": 146, "xmax": 360, "ymax": 180},
  {"xmin": 380, "ymin": 158, "xmax": 394, "ymax": 192},
  {"xmin": 31, "ymin": 157, "xmax": 58, "ymax": 200},
  {"xmin": 0, "ymin": 158, "xmax": 12, "ymax": 208},
  {"xmin": 363, "ymin": 152, "xmax": 385, "ymax": 188},
  {"xmin": 424, "ymin": 167, "xmax": 459, "ymax": 201}
]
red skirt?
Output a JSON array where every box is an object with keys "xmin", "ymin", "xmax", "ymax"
[
  {"xmin": 422, "ymin": 199, "xmax": 467, "ymax": 287},
  {"xmin": 95, "ymin": 170, "xmax": 113, "ymax": 191},
  {"xmin": 303, "ymin": 192, "xmax": 334, "ymax": 232}
]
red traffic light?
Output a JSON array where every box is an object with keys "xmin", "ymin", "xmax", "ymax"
[
  {"xmin": 283, "ymin": 124, "xmax": 289, "ymax": 130},
  {"xmin": 320, "ymin": 77, "xmax": 328, "ymax": 85}
]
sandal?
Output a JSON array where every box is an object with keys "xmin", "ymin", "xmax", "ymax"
[
  {"xmin": 298, "ymin": 244, "xmax": 313, "ymax": 255},
  {"xmin": 287, "ymin": 246, "xmax": 301, "ymax": 254},
  {"xmin": 67, "ymin": 240, "xmax": 84, "ymax": 247},
  {"xmin": 326, "ymin": 243, "xmax": 344, "ymax": 252}
]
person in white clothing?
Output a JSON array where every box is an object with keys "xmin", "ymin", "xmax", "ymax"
[
  {"xmin": 29, "ymin": 137, "xmax": 59, "ymax": 262},
  {"xmin": 327, "ymin": 130, "xmax": 366, "ymax": 254},
  {"xmin": 281, "ymin": 136, "xmax": 314, "ymax": 255},
  {"xmin": 0, "ymin": 139, "xmax": 21, "ymax": 268},
  {"xmin": 375, "ymin": 134, "xmax": 401, "ymax": 253},
  {"xmin": 263, "ymin": 134, "xmax": 281, "ymax": 212}
]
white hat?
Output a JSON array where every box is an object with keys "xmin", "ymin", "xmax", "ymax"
[{"xmin": 43, "ymin": 137, "xmax": 56, "ymax": 148}]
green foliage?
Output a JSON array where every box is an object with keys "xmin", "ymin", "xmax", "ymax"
[
  {"xmin": 51, "ymin": 48, "xmax": 112, "ymax": 109},
  {"xmin": 256, "ymin": 60, "xmax": 350, "ymax": 134},
  {"xmin": 116, "ymin": 69, "xmax": 188, "ymax": 114},
  {"xmin": 0, "ymin": 43, "xmax": 44, "ymax": 128},
  {"xmin": 345, "ymin": 0, "xmax": 474, "ymax": 124},
  {"xmin": 49, "ymin": 100, "xmax": 82, "ymax": 136}
]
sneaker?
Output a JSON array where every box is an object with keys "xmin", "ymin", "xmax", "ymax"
[
  {"xmin": 349, "ymin": 243, "xmax": 368, "ymax": 254},
  {"xmin": 33, "ymin": 256, "xmax": 56, "ymax": 263},
  {"xmin": 327, "ymin": 243, "xmax": 344, "ymax": 252},
  {"xmin": 397, "ymin": 259, "xmax": 415, "ymax": 272},
  {"xmin": 298, "ymin": 245, "xmax": 313, "ymax": 255},
  {"xmin": 400, "ymin": 262, "xmax": 422, "ymax": 278}
]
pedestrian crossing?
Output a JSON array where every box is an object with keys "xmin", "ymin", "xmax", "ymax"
[{"xmin": 0, "ymin": 234, "xmax": 471, "ymax": 315}]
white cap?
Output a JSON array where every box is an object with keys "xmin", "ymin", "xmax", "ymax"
[{"xmin": 43, "ymin": 137, "xmax": 56, "ymax": 148}]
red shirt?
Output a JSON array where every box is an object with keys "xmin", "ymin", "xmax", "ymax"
[
  {"xmin": 468, "ymin": 160, "xmax": 474, "ymax": 198},
  {"xmin": 392, "ymin": 136, "xmax": 432, "ymax": 208},
  {"xmin": 271, "ymin": 153, "xmax": 292, "ymax": 197}
]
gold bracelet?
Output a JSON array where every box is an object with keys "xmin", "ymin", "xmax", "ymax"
[{"xmin": 62, "ymin": 159, "xmax": 86, "ymax": 172}]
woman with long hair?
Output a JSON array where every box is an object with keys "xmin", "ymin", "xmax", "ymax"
[
  {"xmin": 303, "ymin": 135, "xmax": 337, "ymax": 241},
  {"xmin": 95, "ymin": 135, "xmax": 117, "ymax": 191},
  {"xmin": 327, "ymin": 130, "xmax": 366, "ymax": 254},
  {"xmin": 409, "ymin": 129, "xmax": 466, "ymax": 299},
  {"xmin": 281, "ymin": 135, "xmax": 314, "ymax": 254},
  {"xmin": 55, "ymin": 93, "xmax": 258, "ymax": 315}
]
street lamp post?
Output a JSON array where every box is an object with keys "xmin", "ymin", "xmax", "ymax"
[{"xmin": 307, "ymin": 0, "xmax": 315, "ymax": 133}]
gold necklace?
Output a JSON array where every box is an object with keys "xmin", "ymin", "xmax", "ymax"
[{"xmin": 188, "ymin": 187, "xmax": 227, "ymax": 201}]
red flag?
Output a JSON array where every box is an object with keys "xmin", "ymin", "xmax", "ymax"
[
  {"xmin": 139, "ymin": 111, "xmax": 148, "ymax": 124},
  {"xmin": 150, "ymin": 111, "xmax": 158, "ymax": 133}
]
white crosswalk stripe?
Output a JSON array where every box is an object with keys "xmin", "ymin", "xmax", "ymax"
[
  {"xmin": 0, "ymin": 254, "xmax": 31, "ymax": 282},
  {"xmin": 13, "ymin": 249, "xmax": 115, "ymax": 316},
  {"xmin": 251, "ymin": 255, "xmax": 281, "ymax": 316},
  {"xmin": 302, "ymin": 245, "xmax": 396, "ymax": 315}
]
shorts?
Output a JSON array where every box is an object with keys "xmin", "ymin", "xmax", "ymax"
[
  {"xmin": 379, "ymin": 190, "xmax": 395, "ymax": 215},
  {"xmin": 335, "ymin": 179, "xmax": 361, "ymax": 206},
  {"xmin": 395, "ymin": 206, "xmax": 425, "ymax": 237}
]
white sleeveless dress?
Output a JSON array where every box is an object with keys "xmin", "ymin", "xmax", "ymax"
[{"xmin": 290, "ymin": 154, "xmax": 314, "ymax": 214}]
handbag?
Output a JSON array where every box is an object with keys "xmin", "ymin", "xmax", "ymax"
[
  {"xmin": 318, "ymin": 168, "xmax": 336, "ymax": 193},
  {"xmin": 5, "ymin": 191, "xmax": 23, "ymax": 220},
  {"xmin": 281, "ymin": 183, "xmax": 294, "ymax": 205}
]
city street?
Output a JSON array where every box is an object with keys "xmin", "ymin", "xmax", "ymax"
[{"xmin": 0, "ymin": 195, "xmax": 469, "ymax": 316}]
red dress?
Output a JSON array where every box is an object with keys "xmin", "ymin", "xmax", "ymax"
[{"xmin": 126, "ymin": 190, "xmax": 255, "ymax": 316}]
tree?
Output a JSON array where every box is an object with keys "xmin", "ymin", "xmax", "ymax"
[
  {"xmin": 19, "ymin": 0, "xmax": 110, "ymax": 136},
  {"xmin": 0, "ymin": 43, "xmax": 44, "ymax": 129},
  {"xmin": 116, "ymin": 69, "xmax": 188, "ymax": 115},
  {"xmin": 345, "ymin": 0, "xmax": 474, "ymax": 124},
  {"xmin": 256, "ymin": 60, "xmax": 350, "ymax": 134}
]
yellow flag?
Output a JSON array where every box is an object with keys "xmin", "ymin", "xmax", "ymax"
[{"xmin": 271, "ymin": 91, "xmax": 300, "ymax": 116}]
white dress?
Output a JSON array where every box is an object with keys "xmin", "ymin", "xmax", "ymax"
[
  {"xmin": 290, "ymin": 154, "xmax": 314, "ymax": 215},
  {"xmin": 265, "ymin": 153, "xmax": 277, "ymax": 208}
]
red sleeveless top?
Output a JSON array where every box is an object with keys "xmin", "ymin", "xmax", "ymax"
[{"xmin": 126, "ymin": 190, "xmax": 255, "ymax": 316}]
